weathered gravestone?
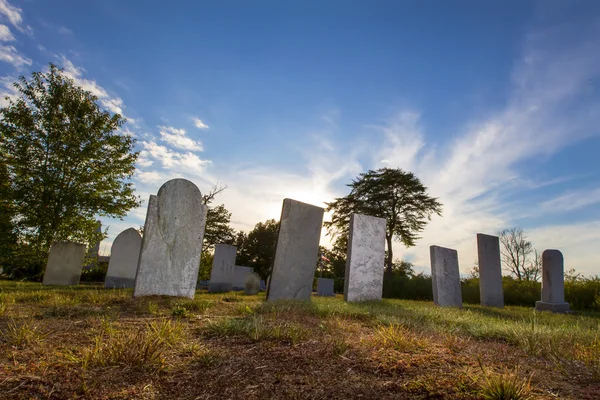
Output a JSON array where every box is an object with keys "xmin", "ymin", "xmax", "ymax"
[
  {"xmin": 244, "ymin": 272, "xmax": 261, "ymax": 295},
  {"xmin": 430, "ymin": 245, "xmax": 462, "ymax": 307},
  {"xmin": 43, "ymin": 242, "xmax": 87, "ymax": 286},
  {"xmin": 535, "ymin": 250, "xmax": 570, "ymax": 313},
  {"xmin": 208, "ymin": 244, "xmax": 236, "ymax": 293},
  {"xmin": 104, "ymin": 228, "xmax": 142, "ymax": 289},
  {"xmin": 267, "ymin": 199, "xmax": 324, "ymax": 301},
  {"xmin": 344, "ymin": 213, "xmax": 386, "ymax": 302},
  {"xmin": 133, "ymin": 179, "xmax": 207, "ymax": 299},
  {"xmin": 317, "ymin": 278, "xmax": 335, "ymax": 297},
  {"xmin": 232, "ymin": 266, "xmax": 253, "ymax": 290},
  {"xmin": 477, "ymin": 233, "xmax": 504, "ymax": 308}
]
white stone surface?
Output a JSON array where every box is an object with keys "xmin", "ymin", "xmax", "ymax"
[
  {"xmin": 133, "ymin": 179, "xmax": 207, "ymax": 299},
  {"xmin": 43, "ymin": 242, "xmax": 86, "ymax": 286},
  {"xmin": 344, "ymin": 213, "xmax": 386, "ymax": 302},
  {"xmin": 209, "ymin": 244, "xmax": 236, "ymax": 292},
  {"xmin": 267, "ymin": 199, "xmax": 324, "ymax": 301},
  {"xmin": 104, "ymin": 228, "xmax": 142, "ymax": 289},
  {"xmin": 244, "ymin": 272, "xmax": 261, "ymax": 295},
  {"xmin": 535, "ymin": 249, "xmax": 570, "ymax": 312},
  {"xmin": 430, "ymin": 245, "xmax": 462, "ymax": 307},
  {"xmin": 477, "ymin": 233, "xmax": 504, "ymax": 308},
  {"xmin": 232, "ymin": 266, "xmax": 253, "ymax": 290}
]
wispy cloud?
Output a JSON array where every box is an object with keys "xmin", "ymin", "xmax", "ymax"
[
  {"xmin": 0, "ymin": 0, "xmax": 32, "ymax": 35},
  {"xmin": 158, "ymin": 125, "xmax": 204, "ymax": 151},
  {"xmin": 0, "ymin": 24, "xmax": 14, "ymax": 41},
  {"xmin": 540, "ymin": 187, "xmax": 600, "ymax": 213},
  {"xmin": 192, "ymin": 117, "xmax": 209, "ymax": 130},
  {"xmin": 0, "ymin": 44, "xmax": 30, "ymax": 68}
]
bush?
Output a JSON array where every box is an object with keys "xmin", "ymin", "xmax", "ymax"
[
  {"xmin": 80, "ymin": 262, "xmax": 108, "ymax": 283},
  {"xmin": 383, "ymin": 273, "xmax": 433, "ymax": 301}
]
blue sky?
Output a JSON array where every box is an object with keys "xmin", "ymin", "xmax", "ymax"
[{"xmin": 1, "ymin": 0, "xmax": 599, "ymax": 275}]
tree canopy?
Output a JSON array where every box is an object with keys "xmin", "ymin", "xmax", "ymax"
[
  {"xmin": 325, "ymin": 167, "xmax": 442, "ymax": 276},
  {"xmin": 236, "ymin": 219, "xmax": 279, "ymax": 279},
  {"xmin": 0, "ymin": 64, "xmax": 140, "ymax": 275}
]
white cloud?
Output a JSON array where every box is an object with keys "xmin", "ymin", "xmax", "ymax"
[
  {"xmin": 0, "ymin": 0, "xmax": 32, "ymax": 34},
  {"xmin": 192, "ymin": 117, "xmax": 209, "ymax": 130},
  {"xmin": 540, "ymin": 187, "xmax": 600, "ymax": 213},
  {"xmin": 0, "ymin": 24, "xmax": 14, "ymax": 41},
  {"xmin": 158, "ymin": 125, "xmax": 204, "ymax": 151},
  {"xmin": 0, "ymin": 44, "xmax": 30, "ymax": 67},
  {"xmin": 0, "ymin": 74, "xmax": 18, "ymax": 106},
  {"xmin": 58, "ymin": 26, "xmax": 72, "ymax": 35}
]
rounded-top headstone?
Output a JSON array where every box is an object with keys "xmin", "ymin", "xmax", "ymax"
[
  {"xmin": 244, "ymin": 272, "xmax": 261, "ymax": 295},
  {"xmin": 105, "ymin": 227, "xmax": 142, "ymax": 288}
]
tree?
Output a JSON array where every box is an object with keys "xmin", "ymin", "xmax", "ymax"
[
  {"xmin": 325, "ymin": 168, "xmax": 442, "ymax": 277},
  {"xmin": 236, "ymin": 219, "xmax": 279, "ymax": 279},
  {"xmin": 0, "ymin": 64, "xmax": 140, "ymax": 270},
  {"xmin": 201, "ymin": 184, "xmax": 235, "ymax": 252},
  {"xmin": 498, "ymin": 227, "xmax": 541, "ymax": 281}
]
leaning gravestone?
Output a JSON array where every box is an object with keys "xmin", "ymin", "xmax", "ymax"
[
  {"xmin": 43, "ymin": 242, "xmax": 87, "ymax": 286},
  {"xmin": 104, "ymin": 228, "xmax": 142, "ymax": 289},
  {"xmin": 477, "ymin": 233, "xmax": 504, "ymax": 307},
  {"xmin": 430, "ymin": 245, "xmax": 462, "ymax": 307},
  {"xmin": 133, "ymin": 179, "xmax": 207, "ymax": 299},
  {"xmin": 535, "ymin": 250, "xmax": 570, "ymax": 313},
  {"xmin": 344, "ymin": 213, "xmax": 386, "ymax": 302},
  {"xmin": 208, "ymin": 244, "xmax": 236, "ymax": 293},
  {"xmin": 232, "ymin": 266, "xmax": 253, "ymax": 290},
  {"xmin": 267, "ymin": 199, "xmax": 324, "ymax": 301},
  {"xmin": 244, "ymin": 272, "xmax": 261, "ymax": 295},
  {"xmin": 317, "ymin": 278, "xmax": 335, "ymax": 297}
]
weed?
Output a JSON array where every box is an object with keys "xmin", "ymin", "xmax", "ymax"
[
  {"xmin": 477, "ymin": 360, "xmax": 533, "ymax": 400},
  {"xmin": 148, "ymin": 319, "xmax": 185, "ymax": 347},
  {"xmin": 148, "ymin": 301, "xmax": 159, "ymax": 314},
  {"xmin": 332, "ymin": 336, "xmax": 349, "ymax": 356},
  {"xmin": 0, "ymin": 301, "xmax": 6, "ymax": 316},
  {"xmin": 172, "ymin": 307, "xmax": 189, "ymax": 318},
  {"xmin": 373, "ymin": 324, "xmax": 422, "ymax": 352},
  {"xmin": 0, "ymin": 319, "xmax": 48, "ymax": 348}
]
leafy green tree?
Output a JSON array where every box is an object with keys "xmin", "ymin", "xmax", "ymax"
[
  {"xmin": 325, "ymin": 168, "xmax": 442, "ymax": 278},
  {"xmin": 201, "ymin": 185, "xmax": 235, "ymax": 252},
  {"xmin": 237, "ymin": 219, "xmax": 279, "ymax": 279},
  {"xmin": 0, "ymin": 64, "xmax": 140, "ymax": 273},
  {"xmin": 0, "ymin": 157, "xmax": 16, "ymax": 270}
]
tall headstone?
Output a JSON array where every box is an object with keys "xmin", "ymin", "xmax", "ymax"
[
  {"xmin": 232, "ymin": 266, "xmax": 253, "ymax": 290},
  {"xmin": 535, "ymin": 250, "xmax": 570, "ymax": 313},
  {"xmin": 244, "ymin": 272, "xmax": 261, "ymax": 295},
  {"xmin": 477, "ymin": 233, "xmax": 504, "ymax": 307},
  {"xmin": 344, "ymin": 213, "xmax": 386, "ymax": 302},
  {"xmin": 208, "ymin": 244, "xmax": 236, "ymax": 292},
  {"xmin": 133, "ymin": 179, "xmax": 207, "ymax": 299},
  {"xmin": 104, "ymin": 228, "xmax": 142, "ymax": 289},
  {"xmin": 317, "ymin": 278, "xmax": 335, "ymax": 297},
  {"xmin": 430, "ymin": 245, "xmax": 462, "ymax": 307},
  {"xmin": 267, "ymin": 199, "xmax": 324, "ymax": 301},
  {"xmin": 43, "ymin": 242, "xmax": 87, "ymax": 286}
]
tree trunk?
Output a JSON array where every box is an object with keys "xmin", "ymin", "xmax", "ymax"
[{"xmin": 384, "ymin": 234, "xmax": 393, "ymax": 280}]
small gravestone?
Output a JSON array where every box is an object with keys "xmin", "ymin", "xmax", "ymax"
[
  {"xmin": 260, "ymin": 280, "xmax": 266, "ymax": 291},
  {"xmin": 134, "ymin": 179, "xmax": 207, "ymax": 299},
  {"xmin": 430, "ymin": 245, "xmax": 462, "ymax": 307},
  {"xmin": 208, "ymin": 244, "xmax": 236, "ymax": 292},
  {"xmin": 477, "ymin": 233, "xmax": 504, "ymax": 307},
  {"xmin": 344, "ymin": 213, "xmax": 386, "ymax": 302},
  {"xmin": 267, "ymin": 199, "xmax": 324, "ymax": 301},
  {"xmin": 244, "ymin": 272, "xmax": 261, "ymax": 295},
  {"xmin": 232, "ymin": 266, "xmax": 253, "ymax": 290},
  {"xmin": 535, "ymin": 250, "xmax": 570, "ymax": 313},
  {"xmin": 43, "ymin": 242, "xmax": 87, "ymax": 286},
  {"xmin": 317, "ymin": 278, "xmax": 335, "ymax": 297},
  {"xmin": 104, "ymin": 228, "xmax": 142, "ymax": 289}
]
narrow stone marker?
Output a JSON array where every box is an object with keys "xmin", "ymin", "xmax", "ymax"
[
  {"xmin": 104, "ymin": 228, "xmax": 142, "ymax": 289},
  {"xmin": 535, "ymin": 249, "xmax": 570, "ymax": 313},
  {"xmin": 134, "ymin": 178, "xmax": 207, "ymax": 299},
  {"xmin": 477, "ymin": 233, "xmax": 504, "ymax": 307},
  {"xmin": 317, "ymin": 278, "xmax": 335, "ymax": 297},
  {"xmin": 430, "ymin": 245, "xmax": 462, "ymax": 307},
  {"xmin": 267, "ymin": 198, "xmax": 324, "ymax": 301},
  {"xmin": 344, "ymin": 213, "xmax": 386, "ymax": 302},
  {"xmin": 232, "ymin": 266, "xmax": 254, "ymax": 290},
  {"xmin": 43, "ymin": 242, "xmax": 87, "ymax": 286},
  {"xmin": 208, "ymin": 244, "xmax": 236, "ymax": 293},
  {"xmin": 244, "ymin": 272, "xmax": 261, "ymax": 295}
]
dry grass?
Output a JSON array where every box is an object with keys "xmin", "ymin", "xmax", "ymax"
[{"xmin": 1, "ymin": 280, "xmax": 600, "ymax": 399}]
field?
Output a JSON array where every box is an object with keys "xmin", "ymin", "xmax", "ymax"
[{"xmin": 1, "ymin": 281, "xmax": 600, "ymax": 399}]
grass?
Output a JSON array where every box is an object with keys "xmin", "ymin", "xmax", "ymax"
[{"xmin": 1, "ymin": 280, "xmax": 600, "ymax": 399}]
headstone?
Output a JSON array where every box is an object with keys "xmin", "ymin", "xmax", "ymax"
[
  {"xmin": 244, "ymin": 272, "xmax": 261, "ymax": 295},
  {"xmin": 104, "ymin": 228, "xmax": 142, "ymax": 289},
  {"xmin": 267, "ymin": 199, "xmax": 324, "ymax": 301},
  {"xmin": 477, "ymin": 233, "xmax": 504, "ymax": 307},
  {"xmin": 43, "ymin": 242, "xmax": 87, "ymax": 286},
  {"xmin": 344, "ymin": 213, "xmax": 386, "ymax": 302},
  {"xmin": 232, "ymin": 266, "xmax": 253, "ymax": 290},
  {"xmin": 535, "ymin": 250, "xmax": 570, "ymax": 313},
  {"xmin": 317, "ymin": 278, "xmax": 335, "ymax": 297},
  {"xmin": 430, "ymin": 245, "xmax": 462, "ymax": 307},
  {"xmin": 133, "ymin": 179, "xmax": 207, "ymax": 299},
  {"xmin": 208, "ymin": 244, "xmax": 236, "ymax": 293},
  {"xmin": 84, "ymin": 221, "xmax": 102, "ymax": 270},
  {"xmin": 260, "ymin": 280, "xmax": 266, "ymax": 291}
]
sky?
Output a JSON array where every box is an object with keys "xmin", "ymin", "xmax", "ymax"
[{"xmin": 1, "ymin": 0, "xmax": 599, "ymax": 275}]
